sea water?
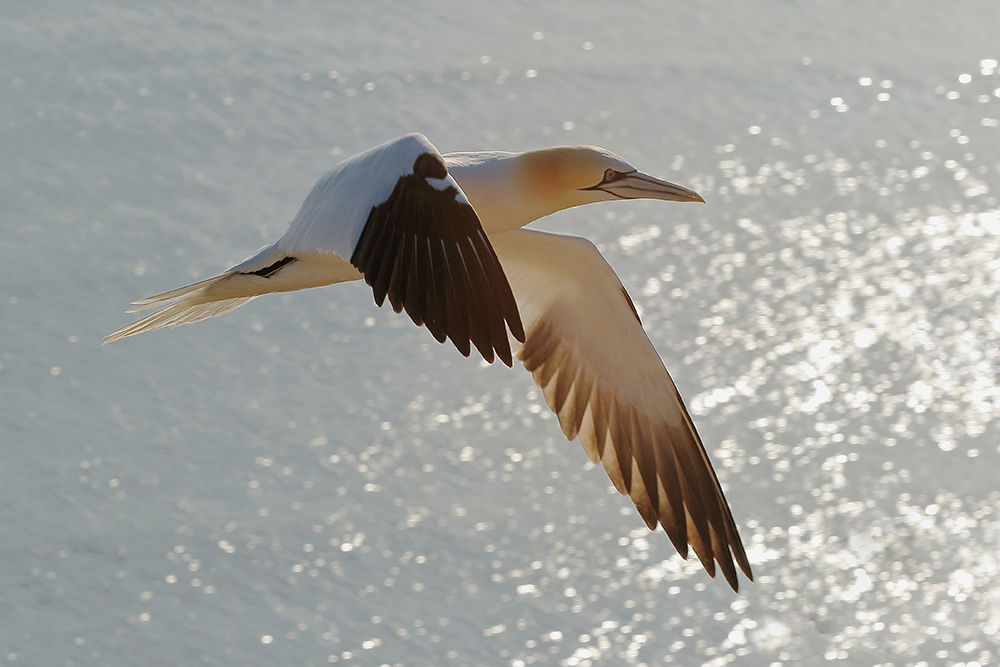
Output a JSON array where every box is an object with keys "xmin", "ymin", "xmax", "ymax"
[{"xmin": 2, "ymin": 2, "xmax": 999, "ymax": 665}]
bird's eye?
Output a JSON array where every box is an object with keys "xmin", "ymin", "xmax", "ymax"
[{"xmin": 604, "ymin": 168, "xmax": 617, "ymax": 182}]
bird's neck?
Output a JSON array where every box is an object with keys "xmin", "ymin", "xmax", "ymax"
[{"xmin": 446, "ymin": 152, "xmax": 598, "ymax": 235}]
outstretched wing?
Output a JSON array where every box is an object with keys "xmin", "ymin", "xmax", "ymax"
[
  {"xmin": 351, "ymin": 151, "xmax": 524, "ymax": 366},
  {"xmin": 280, "ymin": 134, "xmax": 524, "ymax": 365},
  {"xmin": 490, "ymin": 228, "xmax": 752, "ymax": 591}
]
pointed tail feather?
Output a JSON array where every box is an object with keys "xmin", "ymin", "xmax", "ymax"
[
  {"xmin": 105, "ymin": 273, "xmax": 255, "ymax": 344},
  {"xmin": 125, "ymin": 275, "xmax": 235, "ymax": 313}
]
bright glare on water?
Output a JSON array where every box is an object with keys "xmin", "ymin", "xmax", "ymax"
[{"xmin": 2, "ymin": 3, "xmax": 999, "ymax": 667}]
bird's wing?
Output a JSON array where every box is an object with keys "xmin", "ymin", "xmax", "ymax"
[
  {"xmin": 279, "ymin": 134, "xmax": 524, "ymax": 365},
  {"xmin": 489, "ymin": 228, "xmax": 752, "ymax": 590}
]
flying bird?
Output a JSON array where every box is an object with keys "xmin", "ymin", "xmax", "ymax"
[{"xmin": 107, "ymin": 133, "xmax": 753, "ymax": 591}]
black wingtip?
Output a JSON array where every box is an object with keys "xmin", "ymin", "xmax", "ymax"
[
  {"xmin": 718, "ymin": 551, "xmax": 740, "ymax": 592},
  {"xmin": 508, "ymin": 315, "xmax": 526, "ymax": 344},
  {"xmin": 664, "ymin": 528, "xmax": 689, "ymax": 561}
]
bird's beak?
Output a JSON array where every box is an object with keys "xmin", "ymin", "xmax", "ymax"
[{"xmin": 600, "ymin": 171, "xmax": 705, "ymax": 203}]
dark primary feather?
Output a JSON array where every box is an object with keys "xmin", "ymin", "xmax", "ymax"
[
  {"xmin": 350, "ymin": 153, "xmax": 524, "ymax": 365},
  {"xmin": 518, "ymin": 299, "xmax": 753, "ymax": 592}
]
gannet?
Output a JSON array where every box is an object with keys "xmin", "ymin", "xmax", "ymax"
[{"xmin": 107, "ymin": 133, "xmax": 753, "ymax": 591}]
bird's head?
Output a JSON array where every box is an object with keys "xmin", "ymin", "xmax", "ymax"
[
  {"xmin": 445, "ymin": 144, "xmax": 704, "ymax": 233},
  {"xmin": 519, "ymin": 145, "xmax": 705, "ymax": 208}
]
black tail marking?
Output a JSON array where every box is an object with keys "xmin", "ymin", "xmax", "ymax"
[{"xmin": 245, "ymin": 256, "xmax": 298, "ymax": 278}]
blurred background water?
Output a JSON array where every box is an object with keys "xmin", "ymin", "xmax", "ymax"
[{"xmin": 2, "ymin": 2, "xmax": 1000, "ymax": 665}]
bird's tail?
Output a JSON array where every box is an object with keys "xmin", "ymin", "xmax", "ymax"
[{"xmin": 104, "ymin": 273, "xmax": 255, "ymax": 344}]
